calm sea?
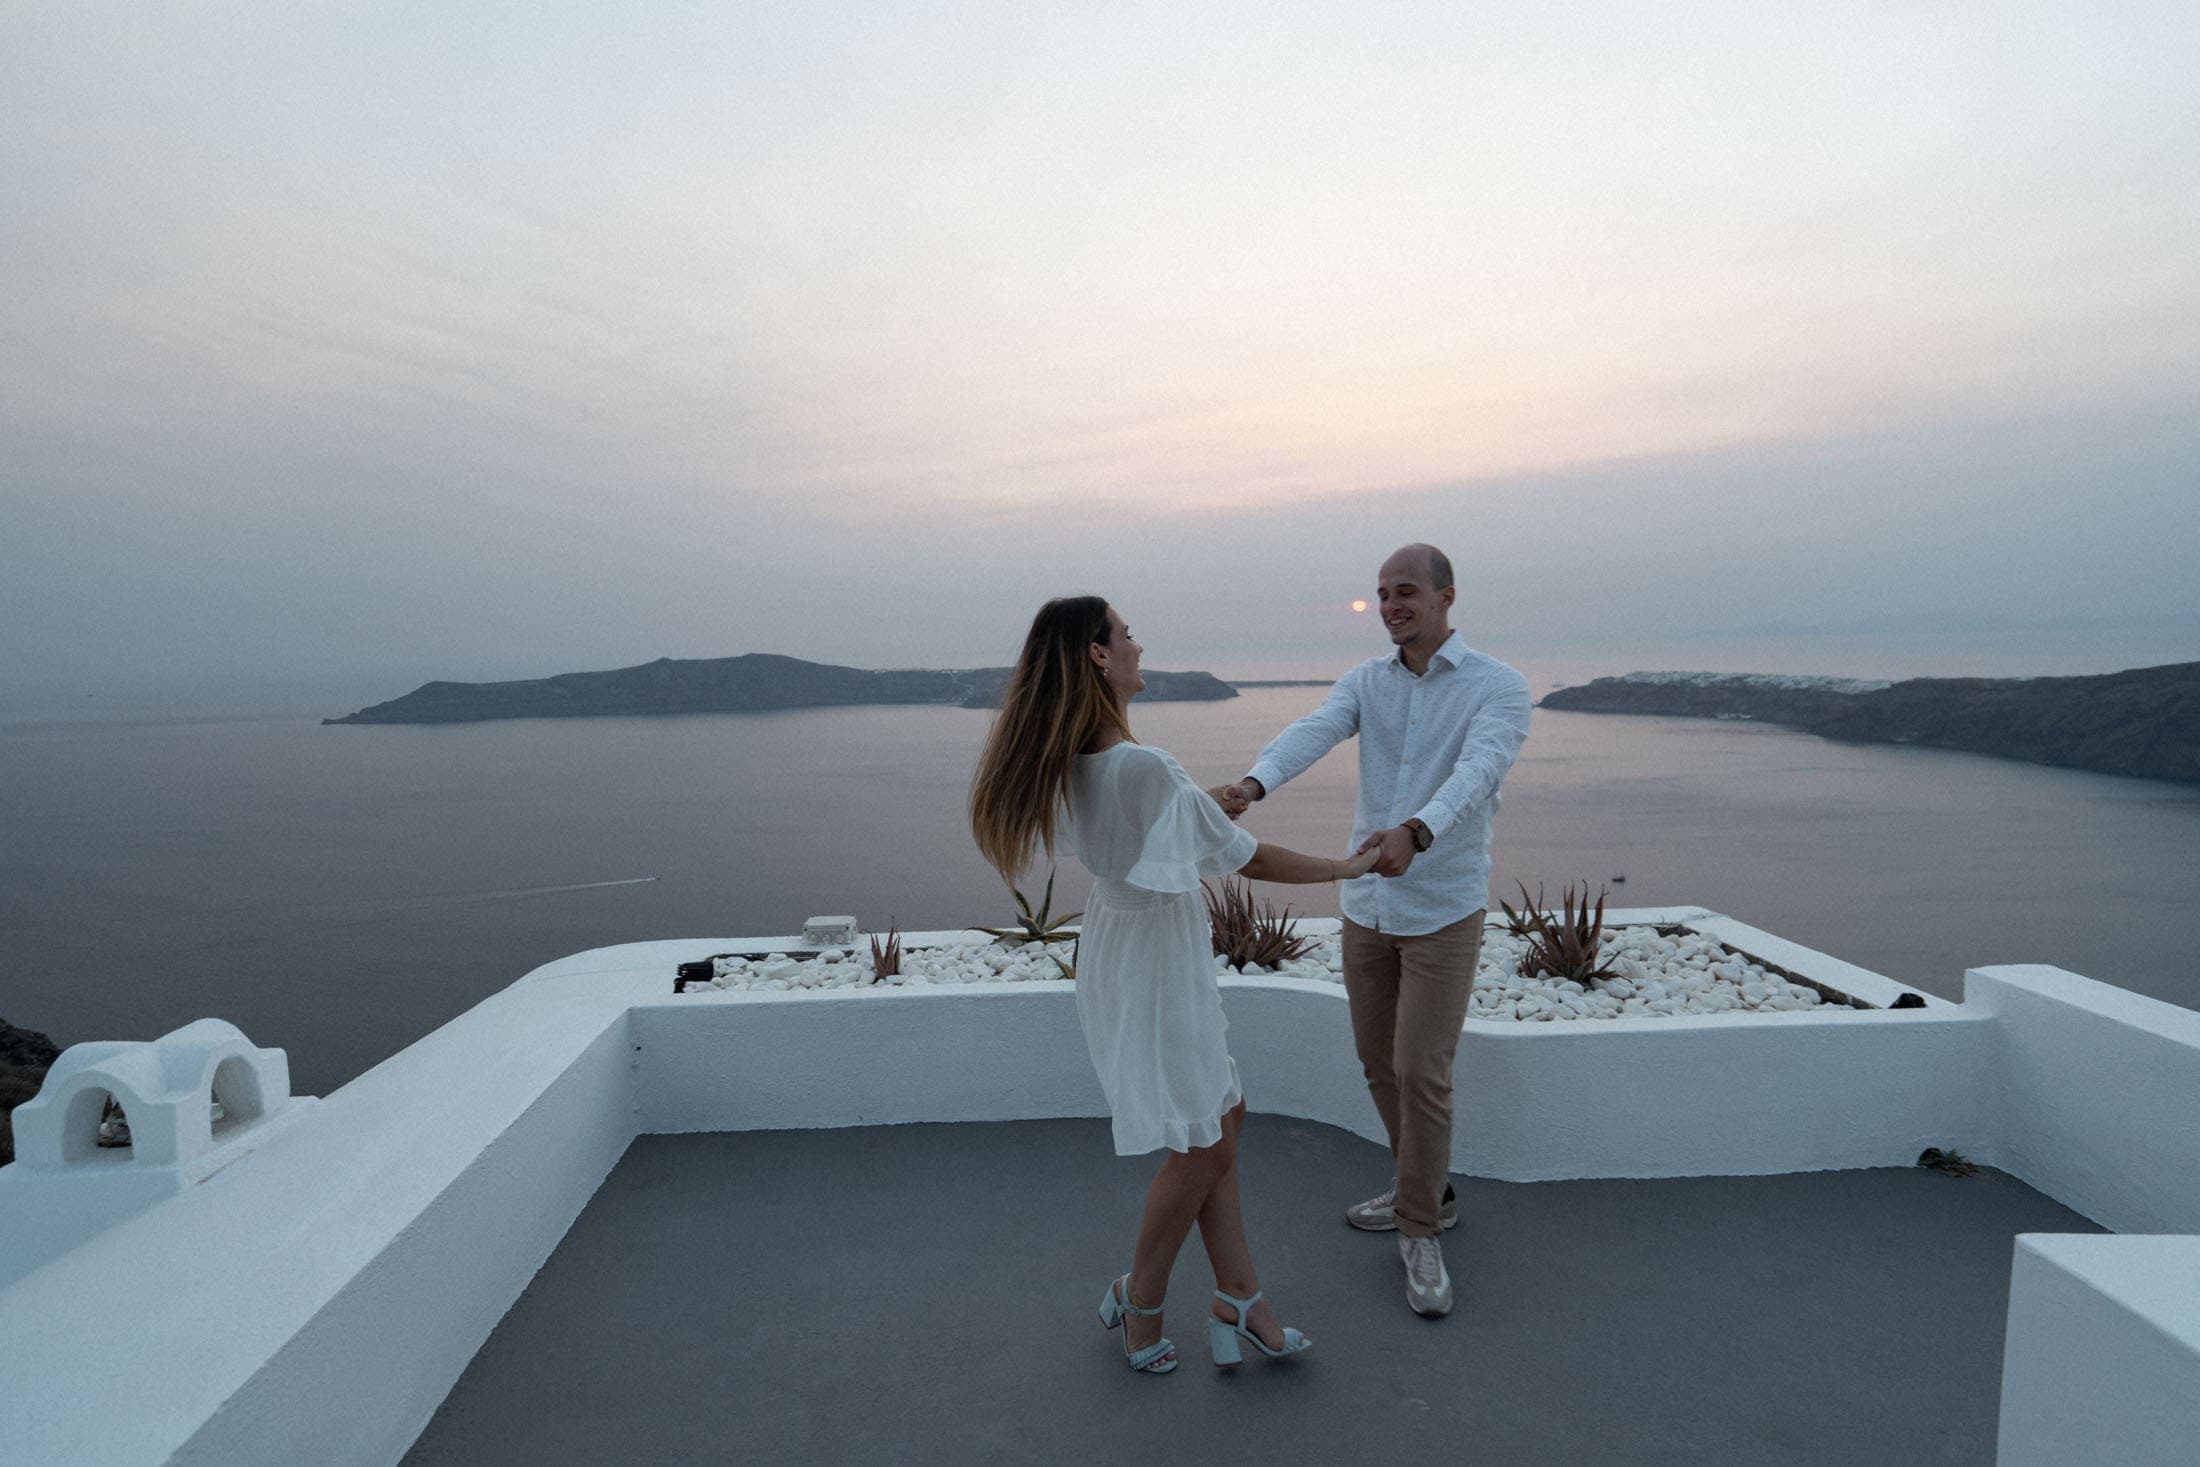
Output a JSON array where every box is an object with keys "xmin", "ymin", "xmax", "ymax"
[{"xmin": 4, "ymin": 668, "xmax": 2197, "ymax": 1097}]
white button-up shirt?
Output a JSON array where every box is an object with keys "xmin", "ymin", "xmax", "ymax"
[{"xmin": 1246, "ymin": 631, "xmax": 1531, "ymax": 935}]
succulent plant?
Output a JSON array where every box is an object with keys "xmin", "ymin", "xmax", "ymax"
[
  {"xmin": 869, "ymin": 922, "xmax": 903, "ymax": 981},
  {"xmin": 1048, "ymin": 934, "xmax": 1079, "ymax": 981},
  {"xmin": 978, "ymin": 867, "xmax": 1082, "ymax": 947},
  {"xmin": 1203, "ymin": 876, "xmax": 1313, "ymax": 973},
  {"xmin": 1498, "ymin": 885, "xmax": 1544, "ymax": 938},
  {"xmin": 1512, "ymin": 880, "xmax": 1621, "ymax": 985}
]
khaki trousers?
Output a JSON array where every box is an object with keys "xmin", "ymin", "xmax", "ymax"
[{"xmin": 1341, "ymin": 910, "xmax": 1485, "ymax": 1238}]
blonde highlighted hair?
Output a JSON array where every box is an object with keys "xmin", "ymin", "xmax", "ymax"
[{"xmin": 969, "ymin": 595, "xmax": 1133, "ymax": 883}]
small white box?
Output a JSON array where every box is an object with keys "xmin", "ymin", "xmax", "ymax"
[{"xmin": 802, "ymin": 915, "xmax": 860, "ymax": 946}]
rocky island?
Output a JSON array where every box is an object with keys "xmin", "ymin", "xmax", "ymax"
[
  {"xmin": 1, "ymin": 1019, "xmax": 61, "ymax": 1168},
  {"xmin": 325, "ymin": 653, "xmax": 1238, "ymax": 725},
  {"xmin": 1539, "ymin": 661, "xmax": 2200, "ymax": 784}
]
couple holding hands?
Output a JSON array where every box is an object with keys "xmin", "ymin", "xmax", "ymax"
[{"xmin": 969, "ymin": 543, "xmax": 1533, "ymax": 1374}]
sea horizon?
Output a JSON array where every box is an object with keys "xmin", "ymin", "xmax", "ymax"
[
  {"xmin": 4, "ymin": 663, "xmax": 2197, "ymax": 1101},
  {"xmin": 7, "ymin": 630, "xmax": 2197, "ymax": 728}
]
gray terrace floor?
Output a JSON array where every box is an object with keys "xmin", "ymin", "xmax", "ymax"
[{"xmin": 406, "ymin": 1116, "xmax": 2100, "ymax": 1466}]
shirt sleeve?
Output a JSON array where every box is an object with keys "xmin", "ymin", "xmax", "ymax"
[
  {"xmin": 1122, "ymin": 749, "xmax": 1259, "ymax": 894},
  {"xmin": 1246, "ymin": 668, "xmax": 1362, "ymax": 796},
  {"xmin": 1415, "ymin": 665, "xmax": 1533, "ymax": 837}
]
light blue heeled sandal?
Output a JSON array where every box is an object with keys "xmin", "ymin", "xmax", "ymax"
[
  {"xmin": 1208, "ymin": 1287, "xmax": 1312, "ymax": 1367},
  {"xmin": 1098, "ymin": 1274, "xmax": 1178, "ymax": 1374}
]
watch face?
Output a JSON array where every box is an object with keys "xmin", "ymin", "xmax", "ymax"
[{"xmin": 1411, "ymin": 823, "xmax": 1432, "ymax": 851}]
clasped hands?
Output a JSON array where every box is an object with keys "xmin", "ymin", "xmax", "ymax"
[
  {"xmin": 1202, "ymin": 780, "xmax": 1418, "ymax": 879},
  {"xmin": 1353, "ymin": 824, "xmax": 1419, "ymax": 878},
  {"xmin": 1206, "ymin": 781, "xmax": 1257, "ymax": 819}
]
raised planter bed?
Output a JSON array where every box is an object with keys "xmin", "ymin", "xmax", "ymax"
[{"xmin": 669, "ymin": 906, "xmax": 1923, "ymax": 1019}]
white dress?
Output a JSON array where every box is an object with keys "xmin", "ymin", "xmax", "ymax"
[{"xmin": 1066, "ymin": 742, "xmax": 1259, "ymax": 1156}]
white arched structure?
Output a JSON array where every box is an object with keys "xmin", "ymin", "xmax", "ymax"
[{"xmin": 0, "ymin": 1019, "xmax": 313, "ymax": 1284}]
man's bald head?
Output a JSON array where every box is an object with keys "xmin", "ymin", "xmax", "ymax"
[{"xmin": 1383, "ymin": 543, "xmax": 1454, "ymax": 592}]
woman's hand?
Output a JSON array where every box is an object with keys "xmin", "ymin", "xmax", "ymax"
[{"xmin": 1242, "ymin": 840, "xmax": 1381, "ymax": 885}]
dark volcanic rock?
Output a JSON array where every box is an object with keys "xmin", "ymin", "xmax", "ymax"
[
  {"xmin": 0, "ymin": 1019, "xmax": 60, "ymax": 1070},
  {"xmin": 1540, "ymin": 662, "xmax": 2200, "ymax": 784},
  {"xmin": 326, "ymin": 654, "xmax": 1236, "ymax": 725},
  {"xmin": 0, "ymin": 1021, "xmax": 59, "ymax": 1168},
  {"xmin": 0, "ymin": 1065, "xmax": 46, "ymax": 1167}
]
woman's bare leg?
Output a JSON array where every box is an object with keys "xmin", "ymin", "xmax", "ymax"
[
  {"xmin": 1193, "ymin": 1101, "xmax": 1289, "ymax": 1350},
  {"xmin": 1121, "ymin": 1128, "xmax": 1236, "ymax": 1357}
]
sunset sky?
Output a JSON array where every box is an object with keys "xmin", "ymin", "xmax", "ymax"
[{"xmin": 5, "ymin": 3, "xmax": 2196, "ymax": 697}]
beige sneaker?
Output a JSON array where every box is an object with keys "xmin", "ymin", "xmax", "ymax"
[
  {"xmin": 1344, "ymin": 1179, "xmax": 1459, "ymax": 1232},
  {"xmin": 1399, "ymin": 1234, "xmax": 1454, "ymax": 1317}
]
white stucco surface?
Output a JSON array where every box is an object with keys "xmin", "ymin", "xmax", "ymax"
[
  {"xmin": 1997, "ymin": 1234, "xmax": 2200, "ymax": 1467},
  {"xmin": 1, "ymin": 917, "xmax": 2194, "ymax": 1466},
  {"xmin": 0, "ymin": 974, "xmax": 637, "ymax": 1466},
  {"xmin": 0, "ymin": 1018, "xmax": 317, "ymax": 1286},
  {"xmin": 1964, "ymin": 964, "xmax": 2200, "ymax": 1234}
]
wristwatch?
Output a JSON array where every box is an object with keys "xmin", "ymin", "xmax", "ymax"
[{"xmin": 1404, "ymin": 818, "xmax": 1434, "ymax": 853}]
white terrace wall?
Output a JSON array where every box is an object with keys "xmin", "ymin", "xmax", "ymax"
[
  {"xmin": 1996, "ymin": 1233, "xmax": 2200, "ymax": 1467},
  {"xmin": 1967, "ymin": 965, "xmax": 2200, "ymax": 1467},
  {"xmin": 2, "ymin": 929, "xmax": 2197, "ymax": 1466},
  {"xmin": 0, "ymin": 971, "xmax": 638, "ymax": 1467},
  {"xmin": 637, "ymin": 977, "xmax": 1997, "ymax": 1185},
  {"xmin": 1965, "ymin": 964, "xmax": 2200, "ymax": 1234},
  {"xmin": 635, "ymin": 982, "xmax": 1108, "ymax": 1135}
]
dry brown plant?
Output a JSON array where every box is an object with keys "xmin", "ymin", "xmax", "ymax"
[
  {"xmin": 1203, "ymin": 877, "xmax": 1313, "ymax": 972},
  {"xmin": 1513, "ymin": 880, "xmax": 1621, "ymax": 984},
  {"xmin": 869, "ymin": 922, "xmax": 903, "ymax": 981}
]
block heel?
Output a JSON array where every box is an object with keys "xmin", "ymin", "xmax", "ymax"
[{"xmin": 1208, "ymin": 1287, "xmax": 1311, "ymax": 1368}]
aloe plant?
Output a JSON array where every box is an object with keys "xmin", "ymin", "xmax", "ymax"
[
  {"xmin": 979, "ymin": 868, "xmax": 1082, "ymax": 946},
  {"xmin": 1513, "ymin": 880, "xmax": 1620, "ymax": 984},
  {"xmin": 1203, "ymin": 877, "xmax": 1313, "ymax": 972},
  {"xmin": 869, "ymin": 921, "xmax": 903, "ymax": 981},
  {"xmin": 1497, "ymin": 885, "xmax": 1544, "ymax": 939}
]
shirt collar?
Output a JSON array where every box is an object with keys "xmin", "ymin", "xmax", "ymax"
[{"xmin": 1389, "ymin": 629, "xmax": 1467, "ymax": 673}]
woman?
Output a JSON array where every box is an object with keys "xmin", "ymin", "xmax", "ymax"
[{"xmin": 970, "ymin": 596, "xmax": 1379, "ymax": 1374}]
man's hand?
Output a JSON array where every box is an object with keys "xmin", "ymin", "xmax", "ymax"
[
  {"xmin": 1207, "ymin": 783, "xmax": 1252, "ymax": 820},
  {"xmin": 1355, "ymin": 825, "xmax": 1418, "ymax": 878},
  {"xmin": 1210, "ymin": 778, "xmax": 1264, "ymax": 819}
]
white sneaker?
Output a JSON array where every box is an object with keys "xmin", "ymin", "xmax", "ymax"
[
  {"xmin": 1399, "ymin": 1234, "xmax": 1454, "ymax": 1317},
  {"xmin": 1344, "ymin": 1178, "xmax": 1460, "ymax": 1232}
]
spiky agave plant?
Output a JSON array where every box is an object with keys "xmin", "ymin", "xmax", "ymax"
[
  {"xmin": 978, "ymin": 867, "xmax": 1082, "ymax": 947},
  {"xmin": 1203, "ymin": 876, "xmax": 1314, "ymax": 972},
  {"xmin": 869, "ymin": 921, "xmax": 903, "ymax": 981},
  {"xmin": 1497, "ymin": 883, "xmax": 1545, "ymax": 939},
  {"xmin": 1514, "ymin": 880, "xmax": 1620, "ymax": 984}
]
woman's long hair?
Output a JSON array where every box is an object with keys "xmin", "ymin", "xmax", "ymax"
[{"xmin": 969, "ymin": 595, "xmax": 1133, "ymax": 883}]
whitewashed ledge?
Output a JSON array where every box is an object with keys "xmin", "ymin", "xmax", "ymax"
[
  {"xmin": 1, "ymin": 908, "xmax": 2195, "ymax": 1467},
  {"xmin": 679, "ymin": 910, "xmax": 1899, "ymax": 1019}
]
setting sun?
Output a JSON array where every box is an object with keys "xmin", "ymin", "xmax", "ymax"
[{"xmin": 1351, "ymin": 600, "xmax": 1369, "ymax": 613}]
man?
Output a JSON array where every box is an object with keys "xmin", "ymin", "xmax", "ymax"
[{"xmin": 1227, "ymin": 543, "xmax": 1530, "ymax": 1318}]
